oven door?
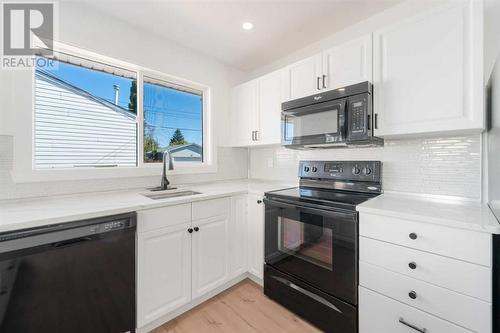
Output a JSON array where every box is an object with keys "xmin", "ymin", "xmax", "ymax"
[
  {"xmin": 282, "ymin": 98, "xmax": 347, "ymax": 147},
  {"xmin": 264, "ymin": 198, "xmax": 357, "ymax": 304}
]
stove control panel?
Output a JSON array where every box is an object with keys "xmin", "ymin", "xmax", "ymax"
[{"xmin": 299, "ymin": 160, "xmax": 381, "ymax": 182}]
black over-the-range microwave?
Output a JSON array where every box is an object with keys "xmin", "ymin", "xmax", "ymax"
[{"xmin": 281, "ymin": 81, "xmax": 383, "ymax": 148}]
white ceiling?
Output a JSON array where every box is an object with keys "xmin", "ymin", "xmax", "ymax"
[{"xmin": 80, "ymin": 0, "xmax": 401, "ymax": 72}]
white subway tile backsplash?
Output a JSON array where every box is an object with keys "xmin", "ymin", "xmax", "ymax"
[
  {"xmin": 0, "ymin": 134, "xmax": 482, "ymax": 201},
  {"xmin": 249, "ymin": 135, "xmax": 481, "ymax": 200}
]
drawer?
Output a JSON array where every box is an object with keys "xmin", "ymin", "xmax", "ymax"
[
  {"xmin": 192, "ymin": 197, "xmax": 230, "ymax": 220},
  {"xmin": 137, "ymin": 204, "xmax": 191, "ymax": 233},
  {"xmin": 360, "ymin": 261, "xmax": 491, "ymax": 332},
  {"xmin": 359, "ymin": 287, "xmax": 472, "ymax": 333},
  {"xmin": 360, "ymin": 237, "xmax": 492, "ymax": 302},
  {"xmin": 359, "ymin": 213, "xmax": 491, "ymax": 266}
]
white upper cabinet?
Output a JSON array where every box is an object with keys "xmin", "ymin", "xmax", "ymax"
[
  {"xmin": 322, "ymin": 34, "xmax": 373, "ymax": 91},
  {"xmin": 230, "ymin": 81, "xmax": 257, "ymax": 146},
  {"xmin": 373, "ymin": 0, "xmax": 484, "ymax": 137},
  {"xmin": 284, "ymin": 54, "xmax": 323, "ymax": 100},
  {"xmin": 229, "ymin": 69, "xmax": 284, "ymax": 147},
  {"xmin": 256, "ymin": 70, "xmax": 284, "ymax": 145}
]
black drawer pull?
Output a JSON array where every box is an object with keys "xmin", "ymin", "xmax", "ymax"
[
  {"xmin": 408, "ymin": 291, "xmax": 417, "ymax": 299},
  {"xmin": 257, "ymin": 200, "xmax": 262, "ymax": 204},
  {"xmin": 408, "ymin": 262, "xmax": 417, "ymax": 270},
  {"xmin": 409, "ymin": 232, "xmax": 417, "ymax": 240},
  {"xmin": 194, "ymin": 227, "xmax": 199, "ymax": 232},
  {"xmin": 187, "ymin": 228, "xmax": 193, "ymax": 233},
  {"xmin": 399, "ymin": 317, "xmax": 427, "ymax": 333}
]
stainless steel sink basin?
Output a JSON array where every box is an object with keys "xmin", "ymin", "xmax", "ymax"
[{"xmin": 142, "ymin": 190, "xmax": 201, "ymax": 200}]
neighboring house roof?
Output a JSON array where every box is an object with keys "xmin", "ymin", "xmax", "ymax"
[
  {"xmin": 160, "ymin": 143, "xmax": 202, "ymax": 157},
  {"xmin": 35, "ymin": 69, "xmax": 136, "ymax": 120}
]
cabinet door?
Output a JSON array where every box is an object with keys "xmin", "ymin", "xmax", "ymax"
[
  {"xmin": 284, "ymin": 54, "xmax": 323, "ymax": 100},
  {"xmin": 256, "ymin": 70, "xmax": 284, "ymax": 145},
  {"xmin": 247, "ymin": 195, "xmax": 265, "ymax": 280},
  {"xmin": 191, "ymin": 215, "xmax": 229, "ymax": 299},
  {"xmin": 323, "ymin": 34, "xmax": 372, "ymax": 91},
  {"xmin": 229, "ymin": 195, "xmax": 248, "ymax": 278},
  {"xmin": 137, "ymin": 223, "xmax": 191, "ymax": 327},
  {"xmin": 373, "ymin": 1, "xmax": 483, "ymax": 136},
  {"xmin": 230, "ymin": 81, "xmax": 258, "ymax": 146}
]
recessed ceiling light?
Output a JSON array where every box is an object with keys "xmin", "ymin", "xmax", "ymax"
[{"xmin": 242, "ymin": 22, "xmax": 253, "ymax": 31}]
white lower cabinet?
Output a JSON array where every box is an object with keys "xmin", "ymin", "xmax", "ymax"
[
  {"xmin": 359, "ymin": 212, "xmax": 492, "ymax": 333},
  {"xmin": 360, "ymin": 261, "xmax": 490, "ymax": 333},
  {"xmin": 359, "ymin": 287, "xmax": 472, "ymax": 333},
  {"xmin": 137, "ymin": 196, "xmax": 249, "ymax": 329},
  {"xmin": 247, "ymin": 194, "xmax": 265, "ymax": 279},
  {"xmin": 229, "ymin": 195, "xmax": 248, "ymax": 278},
  {"xmin": 137, "ymin": 222, "xmax": 192, "ymax": 327},
  {"xmin": 191, "ymin": 214, "xmax": 229, "ymax": 299}
]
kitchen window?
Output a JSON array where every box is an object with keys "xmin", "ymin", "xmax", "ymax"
[
  {"xmin": 143, "ymin": 76, "xmax": 204, "ymax": 164},
  {"xmin": 28, "ymin": 45, "xmax": 212, "ymax": 178},
  {"xmin": 34, "ymin": 56, "xmax": 138, "ymax": 169}
]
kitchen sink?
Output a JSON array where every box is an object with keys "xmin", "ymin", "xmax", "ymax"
[{"xmin": 142, "ymin": 190, "xmax": 201, "ymax": 200}]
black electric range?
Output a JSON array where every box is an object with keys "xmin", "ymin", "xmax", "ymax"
[{"xmin": 263, "ymin": 160, "xmax": 382, "ymax": 333}]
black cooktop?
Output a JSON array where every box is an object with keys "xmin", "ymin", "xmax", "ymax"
[{"xmin": 265, "ymin": 187, "xmax": 379, "ymax": 211}]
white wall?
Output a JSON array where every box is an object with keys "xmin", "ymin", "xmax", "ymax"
[
  {"xmin": 0, "ymin": 2, "xmax": 248, "ymax": 200},
  {"xmin": 247, "ymin": 0, "xmax": 483, "ymax": 201}
]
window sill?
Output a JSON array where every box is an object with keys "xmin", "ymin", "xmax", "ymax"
[{"xmin": 10, "ymin": 164, "xmax": 218, "ymax": 183}]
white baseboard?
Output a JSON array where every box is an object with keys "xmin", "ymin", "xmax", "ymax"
[
  {"xmin": 247, "ymin": 273, "xmax": 263, "ymax": 286},
  {"xmin": 137, "ymin": 273, "xmax": 250, "ymax": 333}
]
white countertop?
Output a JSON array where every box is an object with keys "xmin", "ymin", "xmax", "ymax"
[
  {"xmin": 358, "ymin": 193, "xmax": 500, "ymax": 234},
  {"xmin": 0, "ymin": 179, "xmax": 295, "ymax": 233}
]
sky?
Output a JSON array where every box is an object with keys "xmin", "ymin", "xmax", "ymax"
[{"xmin": 42, "ymin": 58, "xmax": 203, "ymax": 147}]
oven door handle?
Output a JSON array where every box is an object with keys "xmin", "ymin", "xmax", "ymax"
[
  {"xmin": 271, "ymin": 275, "xmax": 343, "ymax": 314},
  {"xmin": 263, "ymin": 198, "xmax": 356, "ymax": 220}
]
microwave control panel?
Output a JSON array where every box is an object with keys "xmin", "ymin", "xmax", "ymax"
[{"xmin": 347, "ymin": 93, "xmax": 372, "ymax": 141}]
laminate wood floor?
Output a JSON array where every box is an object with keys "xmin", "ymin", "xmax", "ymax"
[{"xmin": 152, "ymin": 279, "xmax": 322, "ymax": 333}]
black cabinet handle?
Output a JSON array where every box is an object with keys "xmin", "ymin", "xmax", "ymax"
[
  {"xmin": 399, "ymin": 318, "xmax": 427, "ymax": 333},
  {"xmin": 194, "ymin": 227, "xmax": 199, "ymax": 232},
  {"xmin": 409, "ymin": 262, "xmax": 417, "ymax": 270},
  {"xmin": 322, "ymin": 75, "xmax": 327, "ymax": 89},
  {"xmin": 409, "ymin": 232, "xmax": 417, "ymax": 240},
  {"xmin": 257, "ymin": 200, "xmax": 262, "ymax": 204},
  {"xmin": 187, "ymin": 228, "xmax": 193, "ymax": 233},
  {"xmin": 317, "ymin": 77, "xmax": 321, "ymax": 90},
  {"xmin": 408, "ymin": 291, "xmax": 417, "ymax": 299}
]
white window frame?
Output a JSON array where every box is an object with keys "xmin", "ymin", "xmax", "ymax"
[
  {"xmin": 139, "ymin": 70, "xmax": 213, "ymax": 171},
  {"xmin": 11, "ymin": 42, "xmax": 216, "ymax": 183}
]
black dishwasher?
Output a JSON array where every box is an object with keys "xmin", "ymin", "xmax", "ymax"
[{"xmin": 0, "ymin": 212, "xmax": 136, "ymax": 333}]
